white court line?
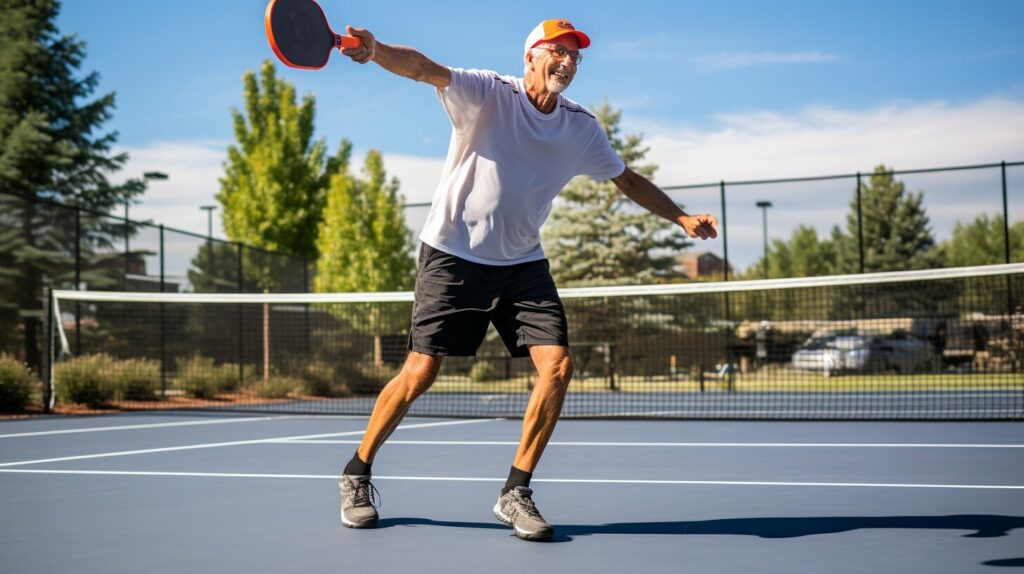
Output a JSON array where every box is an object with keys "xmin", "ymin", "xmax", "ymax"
[
  {"xmin": 0, "ymin": 418, "xmax": 497, "ymax": 468},
  {"xmin": 0, "ymin": 468, "xmax": 1021, "ymax": 490},
  {"xmin": 0, "ymin": 416, "xmax": 293, "ymax": 439},
  {"xmin": 269, "ymin": 439, "xmax": 1024, "ymax": 448}
]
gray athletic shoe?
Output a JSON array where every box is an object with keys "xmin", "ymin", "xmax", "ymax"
[
  {"xmin": 493, "ymin": 486, "xmax": 554, "ymax": 541},
  {"xmin": 339, "ymin": 474, "xmax": 379, "ymax": 528}
]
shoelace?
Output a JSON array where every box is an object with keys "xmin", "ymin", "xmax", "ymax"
[
  {"xmin": 512, "ymin": 490, "xmax": 543, "ymax": 520},
  {"xmin": 351, "ymin": 478, "xmax": 381, "ymax": 509}
]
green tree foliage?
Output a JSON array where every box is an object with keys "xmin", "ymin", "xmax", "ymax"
[
  {"xmin": 217, "ymin": 60, "xmax": 348, "ymax": 268},
  {"xmin": 743, "ymin": 225, "xmax": 835, "ymax": 280},
  {"xmin": 543, "ymin": 101, "xmax": 691, "ymax": 286},
  {"xmin": 0, "ymin": 0, "xmax": 151, "ymax": 369},
  {"xmin": 315, "ymin": 151, "xmax": 415, "ymax": 366},
  {"xmin": 315, "ymin": 149, "xmax": 414, "ymax": 293},
  {"xmin": 834, "ymin": 166, "xmax": 937, "ymax": 273},
  {"xmin": 937, "ymin": 213, "xmax": 1024, "ymax": 267}
]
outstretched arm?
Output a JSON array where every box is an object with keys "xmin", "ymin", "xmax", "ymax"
[
  {"xmin": 611, "ymin": 167, "xmax": 719, "ymax": 240},
  {"xmin": 342, "ymin": 26, "xmax": 451, "ymax": 89}
]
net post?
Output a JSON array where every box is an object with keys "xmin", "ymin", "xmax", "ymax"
[
  {"xmin": 856, "ymin": 172, "xmax": 865, "ymax": 274},
  {"xmin": 159, "ymin": 224, "xmax": 166, "ymax": 398},
  {"xmin": 41, "ymin": 285, "xmax": 54, "ymax": 413}
]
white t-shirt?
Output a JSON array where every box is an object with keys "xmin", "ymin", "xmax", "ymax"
[{"xmin": 419, "ymin": 68, "xmax": 626, "ymax": 265}]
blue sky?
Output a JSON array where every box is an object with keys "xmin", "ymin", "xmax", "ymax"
[{"xmin": 56, "ymin": 0, "xmax": 1024, "ymax": 270}]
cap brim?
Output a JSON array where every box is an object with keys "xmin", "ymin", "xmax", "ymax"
[{"xmin": 539, "ymin": 30, "xmax": 591, "ymax": 50}]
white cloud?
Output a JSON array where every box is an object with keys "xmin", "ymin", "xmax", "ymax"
[
  {"xmin": 695, "ymin": 51, "xmax": 838, "ymax": 70},
  {"xmin": 627, "ymin": 96, "xmax": 1024, "ymax": 269},
  {"xmin": 631, "ymin": 96, "xmax": 1024, "ymax": 186},
  {"xmin": 117, "ymin": 95, "xmax": 1024, "ymax": 272},
  {"xmin": 114, "ymin": 140, "xmax": 228, "ymax": 238}
]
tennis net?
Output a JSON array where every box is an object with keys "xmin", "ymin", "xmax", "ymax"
[{"xmin": 46, "ymin": 263, "xmax": 1024, "ymax": 419}]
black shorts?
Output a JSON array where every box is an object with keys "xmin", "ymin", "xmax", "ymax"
[{"xmin": 408, "ymin": 243, "xmax": 569, "ymax": 357}]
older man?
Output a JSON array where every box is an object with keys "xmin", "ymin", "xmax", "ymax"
[{"xmin": 337, "ymin": 19, "xmax": 718, "ymax": 541}]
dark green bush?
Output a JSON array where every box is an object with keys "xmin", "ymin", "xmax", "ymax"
[
  {"xmin": 470, "ymin": 360, "xmax": 498, "ymax": 383},
  {"xmin": 175, "ymin": 355, "xmax": 239, "ymax": 399},
  {"xmin": 56, "ymin": 354, "xmax": 117, "ymax": 407},
  {"xmin": 254, "ymin": 376, "xmax": 303, "ymax": 399},
  {"xmin": 0, "ymin": 354, "xmax": 35, "ymax": 412},
  {"xmin": 293, "ymin": 360, "xmax": 351, "ymax": 397},
  {"xmin": 335, "ymin": 360, "xmax": 392, "ymax": 395},
  {"xmin": 114, "ymin": 359, "xmax": 161, "ymax": 401}
]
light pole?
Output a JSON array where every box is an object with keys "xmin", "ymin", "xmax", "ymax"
[
  {"xmin": 199, "ymin": 205, "xmax": 217, "ymax": 239},
  {"xmin": 200, "ymin": 205, "xmax": 217, "ymax": 275},
  {"xmin": 755, "ymin": 201, "xmax": 772, "ymax": 278}
]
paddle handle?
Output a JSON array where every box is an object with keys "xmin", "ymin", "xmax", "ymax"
[{"xmin": 336, "ymin": 34, "xmax": 362, "ymax": 49}]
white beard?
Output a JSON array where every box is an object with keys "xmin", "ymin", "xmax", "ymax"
[
  {"xmin": 546, "ymin": 76, "xmax": 569, "ymax": 94},
  {"xmin": 546, "ymin": 68, "xmax": 572, "ymax": 94}
]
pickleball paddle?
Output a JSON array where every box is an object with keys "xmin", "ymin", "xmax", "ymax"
[{"xmin": 265, "ymin": 0, "xmax": 362, "ymax": 70}]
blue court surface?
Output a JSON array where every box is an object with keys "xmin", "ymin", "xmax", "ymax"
[{"xmin": 1, "ymin": 413, "xmax": 1022, "ymax": 573}]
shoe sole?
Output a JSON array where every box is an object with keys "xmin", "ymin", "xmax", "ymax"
[
  {"xmin": 341, "ymin": 508, "xmax": 378, "ymax": 529},
  {"xmin": 492, "ymin": 503, "xmax": 553, "ymax": 541}
]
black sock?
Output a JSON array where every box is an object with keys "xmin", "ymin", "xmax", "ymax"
[
  {"xmin": 502, "ymin": 466, "xmax": 532, "ymax": 495},
  {"xmin": 343, "ymin": 452, "xmax": 371, "ymax": 476}
]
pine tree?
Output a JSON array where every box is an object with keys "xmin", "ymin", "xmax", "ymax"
[
  {"xmin": 543, "ymin": 102, "xmax": 690, "ymax": 286},
  {"xmin": 0, "ymin": 0, "xmax": 150, "ymax": 369},
  {"xmin": 217, "ymin": 60, "xmax": 349, "ymax": 288},
  {"xmin": 834, "ymin": 166, "xmax": 937, "ymax": 273}
]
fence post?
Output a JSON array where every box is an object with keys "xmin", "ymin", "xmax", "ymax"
[
  {"xmin": 719, "ymin": 181, "xmax": 729, "ymax": 281},
  {"xmin": 1002, "ymin": 161, "xmax": 1010, "ymax": 265},
  {"xmin": 719, "ymin": 181, "xmax": 735, "ymax": 391},
  {"xmin": 42, "ymin": 286, "xmax": 54, "ymax": 413},
  {"xmin": 159, "ymin": 225, "xmax": 166, "ymax": 398},
  {"xmin": 74, "ymin": 200, "xmax": 81, "ymax": 355},
  {"xmin": 856, "ymin": 172, "xmax": 865, "ymax": 273},
  {"xmin": 237, "ymin": 243, "xmax": 244, "ymax": 389},
  {"xmin": 123, "ymin": 202, "xmax": 130, "ymax": 290}
]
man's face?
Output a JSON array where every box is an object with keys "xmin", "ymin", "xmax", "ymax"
[{"xmin": 528, "ymin": 34, "xmax": 580, "ymax": 94}]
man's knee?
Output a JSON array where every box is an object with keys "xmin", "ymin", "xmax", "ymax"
[
  {"xmin": 536, "ymin": 349, "xmax": 574, "ymax": 388},
  {"xmin": 399, "ymin": 351, "xmax": 442, "ymax": 400}
]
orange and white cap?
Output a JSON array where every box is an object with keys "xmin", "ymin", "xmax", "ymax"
[{"xmin": 524, "ymin": 19, "xmax": 591, "ymax": 54}]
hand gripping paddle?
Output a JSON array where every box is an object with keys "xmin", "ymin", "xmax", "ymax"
[{"xmin": 265, "ymin": 0, "xmax": 362, "ymax": 70}]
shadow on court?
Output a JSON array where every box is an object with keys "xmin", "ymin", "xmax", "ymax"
[{"xmin": 377, "ymin": 514, "xmax": 1024, "ymax": 542}]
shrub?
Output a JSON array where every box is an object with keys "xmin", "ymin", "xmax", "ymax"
[
  {"xmin": 470, "ymin": 360, "xmax": 498, "ymax": 383},
  {"xmin": 114, "ymin": 359, "xmax": 161, "ymax": 401},
  {"xmin": 292, "ymin": 360, "xmax": 351, "ymax": 397},
  {"xmin": 335, "ymin": 360, "xmax": 392, "ymax": 395},
  {"xmin": 56, "ymin": 354, "xmax": 117, "ymax": 407},
  {"xmin": 0, "ymin": 354, "xmax": 35, "ymax": 412},
  {"xmin": 175, "ymin": 355, "xmax": 239, "ymax": 399},
  {"xmin": 254, "ymin": 376, "xmax": 303, "ymax": 399}
]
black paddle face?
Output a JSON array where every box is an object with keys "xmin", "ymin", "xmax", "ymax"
[{"xmin": 267, "ymin": 0, "xmax": 335, "ymax": 69}]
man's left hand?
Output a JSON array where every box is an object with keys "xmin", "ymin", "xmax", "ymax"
[{"xmin": 678, "ymin": 214, "xmax": 719, "ymax": 240}]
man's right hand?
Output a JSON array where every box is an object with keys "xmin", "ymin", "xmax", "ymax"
[{"xmin": 342, "ymin": 26, "xmax": 376, "ymax": 64}]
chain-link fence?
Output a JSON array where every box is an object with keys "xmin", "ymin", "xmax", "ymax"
[{"xmin": 0, "ymin": 190, "xmax": 312, "ymax": 374}]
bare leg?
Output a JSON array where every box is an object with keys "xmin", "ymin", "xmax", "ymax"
[
  {"xmin": 356, "ymin": 351, "xmax": 443, "ymax": 463},
  {"xmin": 513, "ymin": 345, "xmax": 574, "ymax": 472}
]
